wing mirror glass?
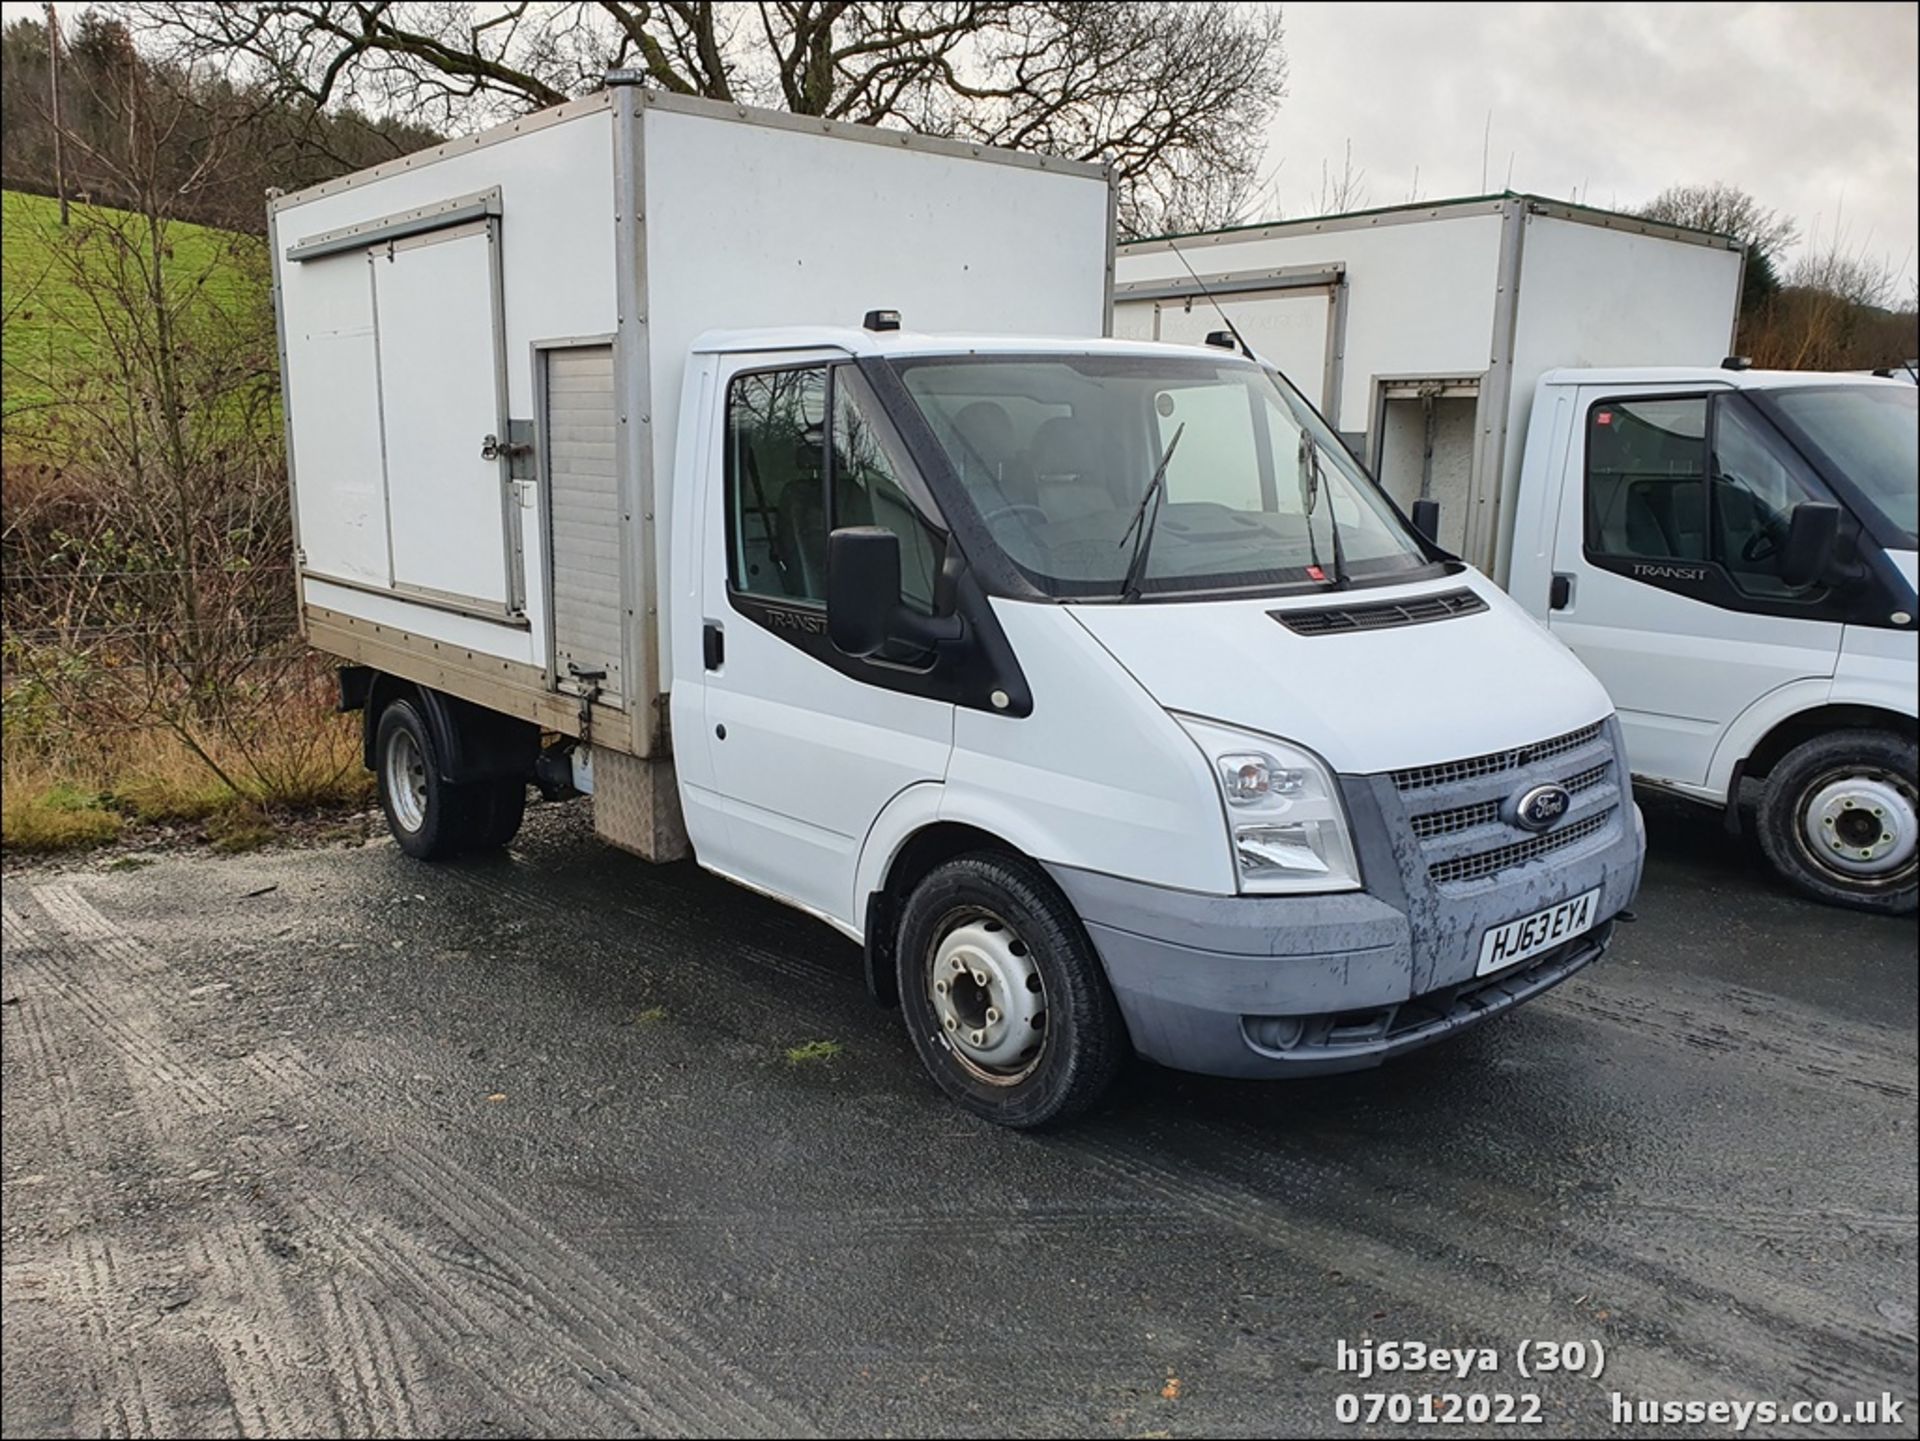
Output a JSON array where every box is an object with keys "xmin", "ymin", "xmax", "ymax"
[
  {"xmin": 1411, "ymin": 498, "xmax": 1441, "ymax": 544},
  {"xmin": 827, "ymin": 527, "xmax": 962, "ymax": 658},
  {"xmin": 1780, "ymin": 501, "xmax": 1839, "ymax": 588}
]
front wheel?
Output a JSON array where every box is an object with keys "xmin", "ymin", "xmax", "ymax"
[
  {"xmin": 1755, "ymin": 729, "xmax": 1918, "ymax": 914},
  {"xmin": 895, "ymin": 852, "xmax": 1128, "ymax": 1129}
]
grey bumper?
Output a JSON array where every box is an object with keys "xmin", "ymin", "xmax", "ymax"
[{"xmin": 1045, "ymin": 798, "xmax": 1644, "ymax": 1081}]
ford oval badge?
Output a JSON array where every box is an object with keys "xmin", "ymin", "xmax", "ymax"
[{"xmin": 1510, "ymin": 783, "xmax": 1572, "ymax": 833}]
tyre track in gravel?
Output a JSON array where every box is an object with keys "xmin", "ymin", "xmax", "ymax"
[
  {"xmin": 12, "ymin": 887, "xmax": 611, "ymax": 1438},
  {"xmin": 1110, "ymin": 1107, "xmax": 1917, "ymax": 1418},
  {"xmin": 24, "ymin": 879, "xmax": 817, "ymax": 1440},
  {"xmin": 4, "ymin": 897, "xmax": 192, "ymax": 1440},
  {"xmin": 1547, "ymin": 983, "xmax": 1916, "ymax": 1103},
  {"xmin": 10, "ymin": 893, "xmax": 357, "ymax": 1438},
  {"xmin": 312, "ymin": 1274, "xmax": 428, "ymax": 1439},
  {"xmin": 1054, "ymin": 1124, "xmax": 1793, "ymax": 1420},
  {"xmin": 21, "ymin": 881, "xmax": 751, "ymax": 1437}
]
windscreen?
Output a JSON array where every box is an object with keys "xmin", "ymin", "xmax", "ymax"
[
  {"xmin": 892, "ymin": 353, "xmax": 1434, "ymax": 599},
  {"xmin": 1767, "ymin": 385, "xmax": 1918, "ymax": 545}
]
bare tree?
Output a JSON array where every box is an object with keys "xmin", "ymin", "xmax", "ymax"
[
  {"xmin": 0, "ymin": 31, "xmax": 333, "ymax": 802},
  {"xmin": 1637, "ymin": 181, "xmax": 1798, "ymax": 310},
  {"xmin": 135, "ymin": 1, "xmax": 1287, "ymax": 236},
  {"xmin": 1313, "ymin": 138, "xmax": 1367, "ymax": 216}
]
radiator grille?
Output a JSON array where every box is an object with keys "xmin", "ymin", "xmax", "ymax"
[
  {"xmin": 1427, "ymin": 809, "xmax": 1616, "ymax": 886},
  {"xmin": 1408, "ymin": 761, "xmax": 1612, "ymax": 839},
  {"xmin": 1392, "ymin": 722, "xmax": 1604, "ymax": 793}
]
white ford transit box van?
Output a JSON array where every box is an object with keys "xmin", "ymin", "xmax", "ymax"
[{"xmin": 272, "ymin": 81, "xmax": 1644, "ymax": 1126}]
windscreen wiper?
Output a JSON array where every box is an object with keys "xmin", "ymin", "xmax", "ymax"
[
  {"xmin": 1296, "ymin": 429, "xmax": 1349, "ymax": 589},
  {"xmin": 1118, "ymin": 422, "xmax": 1185, "ymax": 603}
]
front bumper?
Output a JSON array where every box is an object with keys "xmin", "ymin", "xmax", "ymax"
[{"xmin": 1045, "ymin": 796, "xmax": 1645, "ymax": 1081}]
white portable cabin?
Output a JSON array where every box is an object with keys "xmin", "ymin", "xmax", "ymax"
[
  {"xmin": 270, "ymin": 78, "xmax": 1113, "ymax": 768},
  {"xmin": 1113, "ymin": 194, "xmax": 1744, "ymax": 580}
]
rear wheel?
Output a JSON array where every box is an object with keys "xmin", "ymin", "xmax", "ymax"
[
  {"xmin": 1755, "ymin": 729, "xmax": 1918, "ymax": 914},
  {"xmin": 896, "ymin": 852, "xmax": 1128, "ymax": 1129},
  {"xmin": 468, "ymin": 778, "xmax": 527, "ymax": 852},
  {"xmin": 376, "ymin": 700, "xmax": 471, "ymax": 861}
]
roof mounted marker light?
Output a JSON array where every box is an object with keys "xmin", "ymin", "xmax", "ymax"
[
  {"xmin": 864, "ymin": 309, "xmax": 902, "ymax": 332},
  {"xmin": 1721, "ymin": 355, "xmax": 1753, "ymax": 371},
  {"xmin": 1204, "ymin": 330, "xmax": 1239, "ymax": 350}
]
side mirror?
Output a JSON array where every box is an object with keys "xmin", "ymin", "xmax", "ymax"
[
  {"xmin": 1411, "ymin": 498, "xmax": 1441, "ymax": 544},
  {"xmin": 827, "ymin": 527, "xmax": 963, "ymax": 659},
  {"xmin": 827, "ymin": 527, "xmax": 900, "ymax": 657},
  {"xmin": 1780, "ymin": 502, "xmax": 1839, "ymax": 588}
]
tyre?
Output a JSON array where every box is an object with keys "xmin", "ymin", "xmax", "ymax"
[
  {"xmin": 468, "ymin": 778, "xmax": 527, "ymax": 852},
  {"xmin": 374, "ymin": 699, "xmax": 472, "ymax": 861},
  {"xmin": 895, "ymin": 852, "xmax": 1128, "ymax": 1129},
  {"xmin": 1755, "ymin": 729, "xmax": 1918, "ymax": 914}
]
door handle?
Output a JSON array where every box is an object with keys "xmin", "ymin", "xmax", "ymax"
[
  {"xmin": 703, "ymin": 621, "xmax": 724, "ymax": 671},
  {"xmin": 1549, "ymin": 573, "xmax": 1574, "ymax": 611},
  {"xmin": 480, "ymin": 432, "xmax": 532, "ymax": 463}
]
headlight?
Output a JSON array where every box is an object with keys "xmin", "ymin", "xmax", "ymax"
[{"xmin": 1175, "ymin": 715, "xmax": 1361, "ymax": 894}]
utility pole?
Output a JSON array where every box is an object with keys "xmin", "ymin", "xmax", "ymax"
[{"xmin": 44, "ymin": 2, "xmax": 70, "ymax": 225}]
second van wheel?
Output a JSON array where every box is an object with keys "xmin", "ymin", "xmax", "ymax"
[
  {"xmin": 896, "ymin": 852, "xmax": 1128, "ymax": 1129},
  {"xmin": 1754, "ymin": 728, "xmax": 1918, "ymax": 914}
]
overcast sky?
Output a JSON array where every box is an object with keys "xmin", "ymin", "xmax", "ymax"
[
  {"xmin": 9, "ymin": 0, "xmax": 1915, "ymax": 292},
  {"xmin": 1267, "ymin": 2, "xmax": 1919, "ymax": 294}
]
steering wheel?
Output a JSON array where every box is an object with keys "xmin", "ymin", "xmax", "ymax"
[{"xmin": 981, "ymin": 503, "xmax": 1050, "ymax": 529}]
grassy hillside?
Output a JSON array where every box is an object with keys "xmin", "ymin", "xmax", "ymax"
[{"xmin": 1, "ymin": 188, "xmax": 267, "ymax": 451}]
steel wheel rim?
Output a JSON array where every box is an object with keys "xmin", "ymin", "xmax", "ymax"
[
  {"xmin": 1793, "ymin": 764, "xmax": 1919, "ymax": 887},
  {"xmin": 384, "ymin": 728, "xmax": 429, "ymax": 834},
  {"xmin": 928, "ymin": 912, "xmax": 1047, "ymax": 1085}
]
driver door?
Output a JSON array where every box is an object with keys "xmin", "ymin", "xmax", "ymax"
[
  {"xmin": 692, "ymin": 354, "xmax": 954, "ymax": 927},
  {"xmin": 1546, "ymin": 388, "xmax": 1844, "ymax": 790}
]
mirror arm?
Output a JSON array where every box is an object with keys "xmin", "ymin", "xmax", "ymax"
[{"xmin": 892, "ymin": 609, "xmax": 965, "ymax": 650}]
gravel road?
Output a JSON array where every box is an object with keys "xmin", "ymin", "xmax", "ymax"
[{"xmin": 3, "ymin": 797, "xmax": 1915, "ymax": 1438}]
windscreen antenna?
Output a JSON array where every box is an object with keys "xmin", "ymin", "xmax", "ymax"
[{"xmin": 1164, "ymin": 238, "xmax": 1257, "ymax": 363}]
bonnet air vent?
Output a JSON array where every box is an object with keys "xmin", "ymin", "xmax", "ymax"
[{"xmin": 1269, "ymin": 587, "xmax": 1488, "ymax": 637}]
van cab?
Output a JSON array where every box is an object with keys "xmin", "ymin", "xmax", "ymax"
[{"xmin": 1507, "ymin": 368, "xmax": 1918, "ymax": 913}]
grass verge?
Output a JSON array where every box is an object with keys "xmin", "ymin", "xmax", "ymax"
[{"xmin": 1, "ymin": 705, "xmax": 372, "ymax": 856}]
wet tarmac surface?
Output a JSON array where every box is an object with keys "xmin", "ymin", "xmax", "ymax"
[{"xmin": 3, "ymin": 795, "xmax": 1915, "ymax": 1438}]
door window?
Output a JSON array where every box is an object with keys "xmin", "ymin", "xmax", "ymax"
[
  {"xmin": 726, "ymin": 368, "xmax": 829, "ymax": 602},
  {"xmin": 1585, "ymin": 394, "xmax": 1828, "ymax": 600},
  {"xmin": 726, "ymin": 364, "xmax": 942, "ymax": 614},
  {"xmin": 1585, "ymin": 396, "xmax": 1710, "ymax": 561},
  {"xmin": 831, "ymin": 367, "xmax": 942, "ymax": 614},
  {"xmin": 1710, "ymin": 399, "xmax": 1825, "ymax": 598}
]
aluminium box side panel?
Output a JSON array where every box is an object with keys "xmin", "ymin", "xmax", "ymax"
[{"xmin": 1116, "ymin": 211, "xmax": 1507, "ymax": 433}]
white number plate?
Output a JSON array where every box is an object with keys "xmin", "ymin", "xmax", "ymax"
[{"xmin": 1476, "ymin": 888, "xmax": 1600, "ymax": 977}]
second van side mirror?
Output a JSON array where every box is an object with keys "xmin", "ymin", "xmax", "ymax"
[
  {"xmin": 827, "ymin": 527, "xmax": 963, "ymax": 659},
  {"xmin": 1780, "ymin": 502, "xmax": 1840, "ymax": 588}
]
